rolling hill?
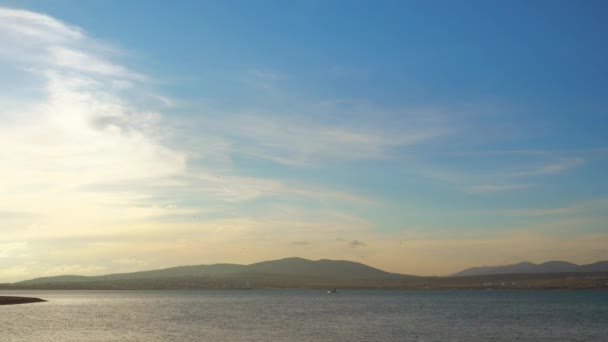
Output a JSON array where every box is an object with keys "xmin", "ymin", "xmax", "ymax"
[{"xmin": 15, "ymin": 257, "xmax": 412, "ymax": 287}]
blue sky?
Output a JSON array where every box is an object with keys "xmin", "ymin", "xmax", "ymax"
[{"xmin": 0, "ymin": 1, "xmax": 607, "ymax": 281}]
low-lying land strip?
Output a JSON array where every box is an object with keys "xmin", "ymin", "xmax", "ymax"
[{"xmin": 0, "ymin": 296, "xmax": 46, "ymax": 305}]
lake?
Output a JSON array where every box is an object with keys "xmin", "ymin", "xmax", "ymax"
[{"xmin": 2, "ymin": 290, "xmax": 607, "ymax": 341}]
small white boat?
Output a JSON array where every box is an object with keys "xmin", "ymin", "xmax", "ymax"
[{"xmin": 327, "ymin": 288, "xmax": 337, "ymax": 294}]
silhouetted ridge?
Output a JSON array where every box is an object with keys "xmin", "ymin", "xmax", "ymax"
[
  {"xmin": 17, "ymin": 257, "xmax": 410, "ymax": 285},
  {"xmin": 246, "ymin": 257, "xmax": 397, "ymax": 279},
  {"xmin": 452, "ymin": 260, "xmax": 608, "ymax": 277}
]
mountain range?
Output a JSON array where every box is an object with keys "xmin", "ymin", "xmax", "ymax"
[
  {"xmin": 451, "ymin": 260, "xmax": 608, "ymax": 277},
  {"xmin": 4, "ymin": 257, "xmax": 608, "ymax": 290},
  {"xmin": 15, "ymin": 257, "xmax": 411, "ymax": 287}
]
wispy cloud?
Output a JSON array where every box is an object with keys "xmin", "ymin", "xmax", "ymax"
[
  {"xmin": 0, "ymin": 7, "xmax": 82, "ymax": 42},
  {"xmin": 473, "ymin": 197, "xmax": 608, "ymax": 218},
  {"xmin": 417, "ymin": 151, "xmax": 590, "ymax": 195},
  {"xmin": 291, "ymin": 240, "xmax": 312, "ymax": 246},
  {"xmin": 49, "ymin": 46, "xmax": 145, "ymax": 80},
  {"xmin": 466, "ymin": 183, "xmax": 533, "ymax": 194},
  {"xmin": 512, "ymin": 207, "xmax": 580, "ymax": 217},
  {"xmin": 193, "ymin": 112, "xmax": 443, "ymax": 166},
  {"xmin": 515, "ymin": 158, "xmax": 585, "ymax": 176}
]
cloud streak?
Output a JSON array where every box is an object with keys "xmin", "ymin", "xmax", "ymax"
[
  {"xmin": 466, "ymin": 184, "xmax": 533, "ymax": 194},
  {"xmin": 189, "ymin": 111, "xmax": 444, "ymax": 166},
  {"xmin": 515, "ymin": 158, "xmax": 585, "ymax": 176}
]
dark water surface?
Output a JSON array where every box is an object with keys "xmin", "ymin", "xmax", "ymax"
[{"xmin": 1, "ymin": 290, "xmax": 607, "ymax": 341}]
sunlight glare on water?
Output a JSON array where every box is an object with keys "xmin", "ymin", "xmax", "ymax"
[{"xmin": 2, "ymin": 290, "xmax": 608, "ymax": 341}]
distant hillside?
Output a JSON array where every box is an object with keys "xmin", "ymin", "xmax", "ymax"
[
  {"xmin": 16, "ymin": 257, "xmax": 411, "ymax": 286},
  {"xmin": 245, "ymin": 257, "xmax": 399, "ymax": 279},
  {"xmin": 452, "ymin": 261, "xmax": 608, "ymax": 277},
  {"xmin": 5, "ymin": 257, "xmax": 608, "ymax": 290},
  {"xmin": 17, "ymin": 263, "xmax": 247, "ymax": 285}
]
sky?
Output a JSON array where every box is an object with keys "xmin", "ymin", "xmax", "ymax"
[{"xmin": 0, "ymin": 1, "xmax": 607, "ymax": 282}]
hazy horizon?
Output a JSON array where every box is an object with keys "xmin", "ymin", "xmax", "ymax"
[{"xmin": 1, "ymin": 1, "xmax": 607, "ymax": 283}]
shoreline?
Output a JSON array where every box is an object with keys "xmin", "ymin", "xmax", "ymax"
[
  {"xmin": 1, "ymin": 286, "xmax": 607, "ymax": 291},
  {"xmin": 0, "ymin": 296, "xmax": 46, "ymax": 305}
]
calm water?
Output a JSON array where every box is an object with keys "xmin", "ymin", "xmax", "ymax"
[{"xmin": 2, "ymin": 290, "xmax": 607, "ymax": 341}]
